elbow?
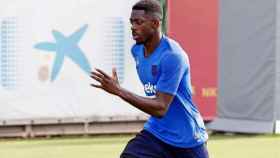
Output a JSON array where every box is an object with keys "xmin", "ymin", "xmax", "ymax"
[
  {"xmin": 154, "ymin": 103, "xmax": 168, "ymax": 118},
  {"xmin": 155, "ymin": 111, "xmax": 166, "ymax": 118}
]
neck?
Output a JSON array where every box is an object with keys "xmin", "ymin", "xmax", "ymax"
[{"xmin": 144, "ymin": 31, "xmax": 162, "ymax": 57}]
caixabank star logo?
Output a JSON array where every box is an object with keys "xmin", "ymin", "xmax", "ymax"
[
  {"xmin": 0, "ymin": 17, "xmax": 126, "ymax": 86},
  {"xmin": 34, "ymin": 24, "xmax": 92, "ymax": 81}
]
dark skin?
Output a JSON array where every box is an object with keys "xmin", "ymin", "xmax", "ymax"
[{"xmin": 90, "ymin": 10, "xmax": 174, "ymax": 118}]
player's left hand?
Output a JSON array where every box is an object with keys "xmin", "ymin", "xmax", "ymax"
[{"xmin": 90, "ymin": 68, "xmax": 121, "ymax": 96}]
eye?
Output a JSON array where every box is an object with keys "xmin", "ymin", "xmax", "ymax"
[
  {"xmin": 135, "ymin": 19, "xmax": 144, "ymax": 25},
  {"xmin": 130, "ymin": 19, "xmax": 144, "ymax": 26}
]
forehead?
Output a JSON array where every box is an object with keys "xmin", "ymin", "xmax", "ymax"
[{"xmin": 130, "ymin": 9, "xmax": 147, "ymax": 19}]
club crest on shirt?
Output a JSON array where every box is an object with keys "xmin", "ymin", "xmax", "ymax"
[{"xmin": 151, "ymin": 65, "xmax": 158, "ymax": 77}]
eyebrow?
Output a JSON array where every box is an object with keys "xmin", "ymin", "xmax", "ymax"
[{"xmin": 130, "ymin": 15, "xmax": 145, "ymax": 21}]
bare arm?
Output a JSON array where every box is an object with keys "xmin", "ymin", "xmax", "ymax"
[
  {"xmin": 118, "ymin": 87, "xmax": 173, "ymax": 117},
  {"xmin": 90, "ymin": 68, "xmax": 174, "ymax": 117}
]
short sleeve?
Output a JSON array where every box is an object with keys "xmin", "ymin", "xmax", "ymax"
[
  {"xmin": 156, "ymin": 52, "xmax": 187, "ymax": 95},
  {"xmin": 131, "ymin": 44, "xmax": 140, "ymax": 60}
]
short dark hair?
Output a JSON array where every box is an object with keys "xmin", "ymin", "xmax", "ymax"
[{"xmin": 132, "ymin": 0, "xmax": 163, "ymax": 20}]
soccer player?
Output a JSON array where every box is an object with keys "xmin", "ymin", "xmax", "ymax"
[{"xmin": 90, "ymin": 0, "xmax": 209, "ymax": 157}]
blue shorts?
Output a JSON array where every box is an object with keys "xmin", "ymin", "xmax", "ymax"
[{"xmin": 120, "ymin": 130, "xmax": 209, "ymax": 158}]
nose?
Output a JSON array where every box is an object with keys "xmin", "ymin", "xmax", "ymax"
[{"xmin": 131, "ymin": 24, "xmax": 136, "ymax": 31}]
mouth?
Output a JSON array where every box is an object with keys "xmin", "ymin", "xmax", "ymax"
[{"xmin": 132, "ymin": 32, "xmax": 140, "ymax": 40}]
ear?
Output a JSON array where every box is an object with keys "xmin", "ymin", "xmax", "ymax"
[{"xmin": 151, "ymin": 19, "xmax": 160, "ymax": 29}]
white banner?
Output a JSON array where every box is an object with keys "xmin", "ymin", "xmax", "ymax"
[{"xmin": 0, "ymin": 0, "xmax": 145, "ymax": 120}]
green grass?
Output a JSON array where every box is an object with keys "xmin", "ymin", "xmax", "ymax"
[
  {"xmin": 0, "ymin": 134, "xmax": 279, "ymax": 158},
  {"xmin": 208, "ymin": 134, "xmax": 280, "ymax": 158}
]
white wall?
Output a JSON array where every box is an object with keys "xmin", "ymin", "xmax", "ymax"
[{"xmin": 0, "ymin": 0, "xmax": 145, "ymax": 120}]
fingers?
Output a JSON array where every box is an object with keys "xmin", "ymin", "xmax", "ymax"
[
  {"xmin": 90, "ymin": 72, "xmax": 103, "ymax": 83},
  {"xmin": 95, "ymin": 68, "xmax": 110, "ymax": 79},
  {"xmin": 90, "ymin": 69, "xmax": 111, "ymax": 83},
  {"xmin": 91, "ymin": 71, "xmax": 104, "ymax": 80},
  {"xmin": 112, "ymin": 67, "xmax": 119, "ymax": 81},
  {"xmin": 90, "ymin": 84, "xmax": 103, "ymax": 89},
  {"xmin": 90, "ymin": 68, "xmax": 115, "ymax": 87}
]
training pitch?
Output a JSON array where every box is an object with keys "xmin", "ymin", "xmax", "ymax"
[{"xmin": 0, "ymin": 134, "xmax": 279, "ymax": 158}]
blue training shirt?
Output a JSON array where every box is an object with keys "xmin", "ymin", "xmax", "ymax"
[{"xmin": 131, "ymin": 36, "xmax": 208, "ymax": 148}]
